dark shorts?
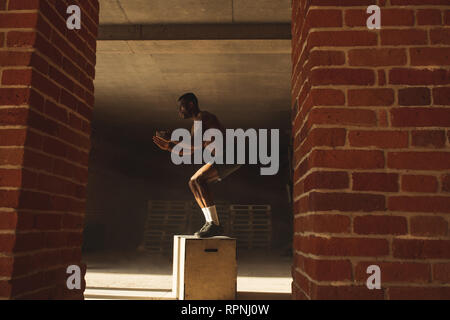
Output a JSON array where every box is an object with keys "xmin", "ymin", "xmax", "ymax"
[{"xmin": 212, "ymin": 163, "xmax": 243, "ymax": 181}]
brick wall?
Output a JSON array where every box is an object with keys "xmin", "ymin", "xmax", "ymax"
[
  {"xmin": 0, "ymin": 0, "xmax": 99, "ymax": 299},
  {"xmin": 291, "ymin": 0, "xmax": 450, "ymax": 299}
]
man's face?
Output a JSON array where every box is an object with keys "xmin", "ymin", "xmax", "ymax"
[{"xmin": 178, "ymin": 100, "xmax": 192, "ymax": 119}]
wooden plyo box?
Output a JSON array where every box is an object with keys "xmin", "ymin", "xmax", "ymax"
[{"xmin": 172, "ymin": 235, "xmax": 237, "ymax": 300}]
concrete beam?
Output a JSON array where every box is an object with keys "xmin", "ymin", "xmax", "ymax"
[
  {"xmin": 98, "ymin": 23, "xmax": 291, "ymax": 40},
  {"xmin": 97, "ymin": 40, "xmax": 292, "ymax": 54}
]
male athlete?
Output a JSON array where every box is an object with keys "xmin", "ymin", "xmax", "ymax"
[{"xmin": 152, "ymin": 93, "xmax": 242, "ymax": 238}]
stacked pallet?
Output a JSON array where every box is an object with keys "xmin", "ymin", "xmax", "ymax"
[
  {"xmin": 141, "ymin": 201, "xmax": 190, "ymax": 253},
  {"xmin": 229, "ymin": 205, "xmax": 272, "ymax": 250},
  {"xmin": 141, "ymin": 201, "xmax": 272, "ymax": 253}
]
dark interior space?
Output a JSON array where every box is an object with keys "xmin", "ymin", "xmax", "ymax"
[
  {"xmin": 82, "ymin": 37, "xmax": 293, "ymax": 254},
  {"xmin": 83, "ymin": 117, "xmax": 293, "ymax": 252}
]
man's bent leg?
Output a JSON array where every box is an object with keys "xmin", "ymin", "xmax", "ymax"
[
  {"xmin": 188, "ymin": 179, "xmax": 206, "ymax": 209},
  {"xmin": 190, "ymin": 163, "xmax": 220, "ymax": 208},
  {"xmin": 189, "ymin": 163, "xmax": 223, "ymax": 237}
]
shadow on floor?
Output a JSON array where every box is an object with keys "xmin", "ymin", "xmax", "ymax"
[
  {"xmin": 237, "ymin": 292, "xmax": 292, "ymax": 300},
  {"xmin": 83, "ymin": 249, "xmax": 292, "ymax": 277}
]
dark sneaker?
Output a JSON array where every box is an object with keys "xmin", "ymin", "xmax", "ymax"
[
  {"xmin": 194, "ymin": 222, "xmax": 211, "ymax": 237},
  {"xmin": 195, "ymin": 223, "xmax": 223, "ymax": 238}
]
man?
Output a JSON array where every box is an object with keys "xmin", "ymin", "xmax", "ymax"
[{"xmin": 152, "ymin": 93, "xmax": 242, "ymax": 238}]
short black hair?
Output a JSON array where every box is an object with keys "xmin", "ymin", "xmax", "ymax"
[{"xmin": 178, "ymin": 92, "xmax": 198, "ymax": 107}]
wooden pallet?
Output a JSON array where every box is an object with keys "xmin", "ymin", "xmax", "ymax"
[
  {"xmin": 229, "ymin": 204, "xmax": 272, "ymax": 250},
  {"xmin": 141, "ymin": 202, "xmax": 272, "ymax": 252},
  {"xmin": 141, "ymin": 201, "xmax": 191, "ymax": 253},
  {"xmin": 141, "ymin": 230, "xmax": 167, "ymax": 253}
]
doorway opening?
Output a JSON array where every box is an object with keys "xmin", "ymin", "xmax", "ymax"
[{"xmin": 82, "ymin": 1, "xmax": 293, "ymax": 300}]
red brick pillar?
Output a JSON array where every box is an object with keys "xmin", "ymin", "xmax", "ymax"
[
  {"xmin": 291, "ymin": 0, "xmax": 450, "ymax": 300},
  {"xmin": 0, "ymin": 0, "xmax": 99, "ymax": 299}
]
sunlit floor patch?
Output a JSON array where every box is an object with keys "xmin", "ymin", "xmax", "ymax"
[{"xmin": 85, "ymin": 273, "xmax": 291, "ymax": 300}]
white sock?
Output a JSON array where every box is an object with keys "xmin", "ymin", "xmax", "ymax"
[
  {"xmin": 202, "ymin": 207, "xmax": 212, "ymax": 223},
  {"xmin": 207, "ymin": 206, "xmax": 219, "ymax": 225}
]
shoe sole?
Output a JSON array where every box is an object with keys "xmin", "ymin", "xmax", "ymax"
[{"xmin": 196, "ymin": 229, "xmax": 224, "ymax": 238}]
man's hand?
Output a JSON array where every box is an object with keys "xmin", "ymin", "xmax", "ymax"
[
  {"xmin": 156, "ymin": 130, "xmax": 171, "ymax": 140},
  {"xmin": 153, "ymin": 135, "xmax": 172, "ymax": 151}
]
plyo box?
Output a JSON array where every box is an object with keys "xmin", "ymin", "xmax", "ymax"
[{"xmin": 172, "ymin": 235, "xmax": 237, "ymax": 300}]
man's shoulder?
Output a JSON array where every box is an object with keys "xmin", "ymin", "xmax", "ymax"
[
  {"xmin": 198, "ymin": 111, "xmax": 224, "ymax": 131},
  {"xmin": 199, "ymin": 111, "xmax": 217, "ymax": 121}
]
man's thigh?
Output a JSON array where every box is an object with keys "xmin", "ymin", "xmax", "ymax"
[
  {"xmin": 191, "ymin": 163, "xmax": 221, "ymax": 184},
  {"xmin": 212, "ymin": 163, "xmax": 243, "ymax": 182}
]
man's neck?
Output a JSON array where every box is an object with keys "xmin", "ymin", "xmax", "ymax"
[{"xmin": 192, "ymin": 110, "xmax": 201, "ymax": 120}]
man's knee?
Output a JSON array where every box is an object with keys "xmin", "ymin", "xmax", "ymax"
[
  {"xmin": 188, "ymin": 178, "xmax": 197, "ymax": 190},
  {"xmin": 190, "ymin": 175, "xmax": 206, "ymax": 188}
]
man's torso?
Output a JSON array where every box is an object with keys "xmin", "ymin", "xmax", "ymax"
[{"xmin": 191, "ymin": 111, "xmax": 228, "ymax": 163}]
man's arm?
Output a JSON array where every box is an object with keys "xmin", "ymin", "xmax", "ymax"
[
  {"xmin": 153, "ymin": 112, "xmax": 224, "ymax": 154},
  {"xmin": 152, "ymin": 135, "xmax": 200, "ymax": 155}
]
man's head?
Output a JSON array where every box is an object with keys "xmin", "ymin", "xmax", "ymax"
[{"xmin": 178, "ymin": 93, "xmax": 199, "ymax": 119}]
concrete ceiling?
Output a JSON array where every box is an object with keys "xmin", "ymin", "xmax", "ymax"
[
  {"xmin": 93, "ymin": 1, "xmax": 292, "ymax": 143},
  {"xmin": 99, "ymin": 0, "xmax": 292, "ymax": 24}
]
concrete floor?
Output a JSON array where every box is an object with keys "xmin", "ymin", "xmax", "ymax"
[{"xmin": 83, "ymin": 249, "xmax": 292, "ymax": 300}]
